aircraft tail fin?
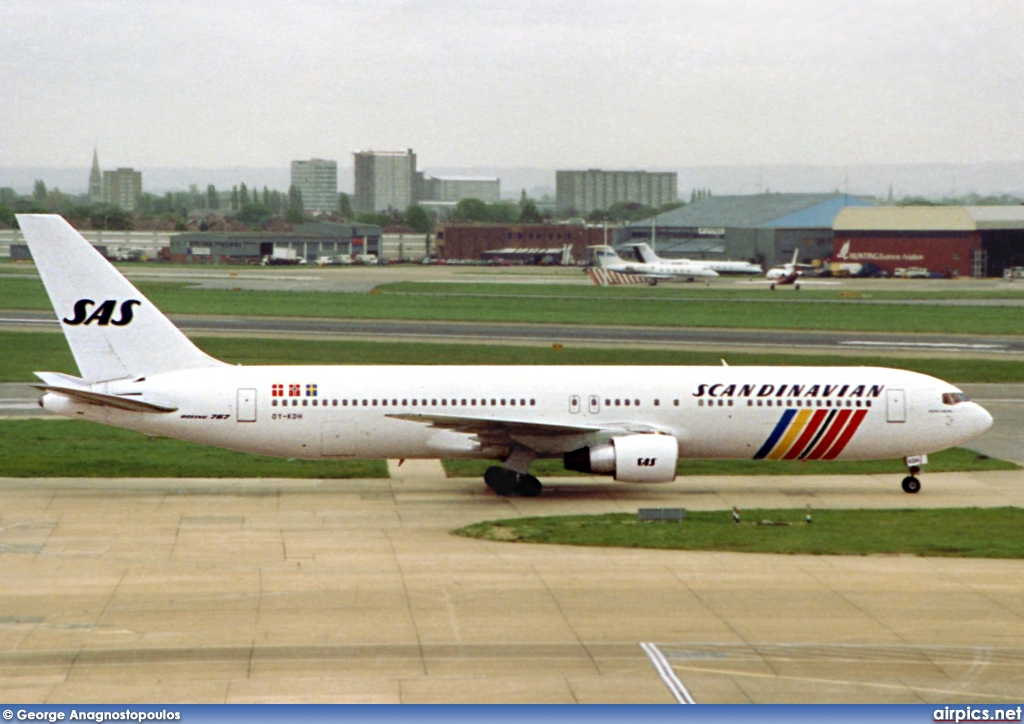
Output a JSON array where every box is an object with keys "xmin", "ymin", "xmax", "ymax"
[
  {"xmin": 17, "ymin": 214, "xmax": 226, "ymax": 382},
  {"xmin": 630, "ymin": 243, "xmax": 658, "ymax": 264}
]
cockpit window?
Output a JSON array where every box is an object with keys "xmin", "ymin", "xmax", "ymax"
[{"xmin": 942, "ymin": 392, "xmax": 970, "ymax": 405}]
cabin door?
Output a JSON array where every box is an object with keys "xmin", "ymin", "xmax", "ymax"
[
  {"xmin": 885, "ymin": 388, "xmax": 906, "ymax": 423},
  {"xmin": 237, "ymin": 388, "xmax": 257, "ymax": 423}
]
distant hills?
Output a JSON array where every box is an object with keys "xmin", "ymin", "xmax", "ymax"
[{"xmin": 3, "ymin": 161, "xmax": 1023, "ymax": 201}]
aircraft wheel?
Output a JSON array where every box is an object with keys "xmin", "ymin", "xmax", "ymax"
[
  {"xmin": 484, "ymin": 466, "xmax": 518, "ymax": 496},
  {"xmin": 770, "ymin": 283, "xmax": 776, "ymax": 290},
  {"xmin": 484, "ymin": 467, "xmax": 542, "ymax": 497},
  {"xmin": 515, "ymin": 474, "xmax": 543, "ymax": 497},
  {"xmin": 795, "ymin": 283, "xmax": 801, "ymax": 290},
  {"xmin": 901, "ymin": 475, "xmax": 921, "ymax": 494}
]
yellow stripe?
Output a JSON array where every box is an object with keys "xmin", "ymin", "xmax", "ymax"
[{"xmin": 766, "ymin": 409, "xmax": 812, "ymax": 460}]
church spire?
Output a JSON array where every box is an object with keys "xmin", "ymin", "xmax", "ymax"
[{"xmin": 88, "ymin": 148, "xmax": 102, "ymax": 203}]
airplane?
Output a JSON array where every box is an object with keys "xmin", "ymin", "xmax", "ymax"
[
  {"xmin": 760, "ymin": 248, "xmax": 826, "ymax": 289},
  {"xmin": 627, "ymin": 242, "xmax": 763, "ymax": 276},
  {"xmin": 19, "ymin": 214, "xmax": 992, "ymax": 497},
  {"xmin": 586, "ymin": 245, "xmax": 719, "ymax": 286}
]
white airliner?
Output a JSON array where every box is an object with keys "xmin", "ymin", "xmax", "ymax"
[
  {"xmin": 20, "ymin": 214, "xmax": 992, "ymax": 496},
  {"xmin": 586, "ymin": 245, "xmax": 719, "ymax": 286},
  {"xmin": 628, "ymin": 242, "xmax": 763, "ymax": 276}
]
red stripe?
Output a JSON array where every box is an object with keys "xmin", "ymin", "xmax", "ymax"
[
  {"xmin": 804, "ymin": 409, "xmax": 852, "ymax": 460},
  {"xmin": 782, "ymin": 409, "xmax": 828, "ymax": 460},
  {"xmin": 821, "ymin": 409, "xmax": 869, "ymax": 460}
]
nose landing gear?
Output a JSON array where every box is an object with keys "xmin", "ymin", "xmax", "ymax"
[{"xmin": 901, "ymin": 465, "xmax": 921, "ymax": 494}]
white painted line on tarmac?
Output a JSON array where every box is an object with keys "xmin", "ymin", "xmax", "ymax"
[
  {"xmin": 841, "ymin": 341, "xmax": 1007, "ymax": 350},
  {"xmin": 641, "ymin": 642, "xmax": 696, "ymax": 704}
]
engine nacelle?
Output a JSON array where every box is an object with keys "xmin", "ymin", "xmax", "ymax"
[{"xmin": 563, "ymin": 434, "xmax": 678, "ymax": 483}]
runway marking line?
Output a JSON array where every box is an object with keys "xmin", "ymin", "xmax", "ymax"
[{"xmin": 640, "ymin": 642, "xmax": 695, "ymax": 704}]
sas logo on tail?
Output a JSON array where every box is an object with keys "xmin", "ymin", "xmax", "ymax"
[{"xmin": 63, "ymin": 299, "xmax": 141, "ymax": 326}]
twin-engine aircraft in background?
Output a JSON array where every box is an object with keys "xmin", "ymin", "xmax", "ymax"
[
  {"xmin": 20, "ymin": 215, "xmax": 992, "ymax": 496},
  {"xmin": 755, "ymin": 248, "xmax": 838, "ymax": 289},
  {"xmin": 627, "ymin": 242, "xmax": 763, "ymax": 276},
  {"xmin": 585, "ymin": 245, "xmax": 719, "ymax": 286}
]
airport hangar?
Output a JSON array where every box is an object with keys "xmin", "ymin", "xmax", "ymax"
[
  {"xmin": 166, "ymin": 221, "xmax": 384, "ymax": 263},
  {"xmin": 614, "ymin": 193, "xmax": 875, "ymax": 270},
  {"xmin": 833, "ymin": 205, "xmax": 1024, "ymax": 278},
  {"xmin": 434, "ymin": 223, "xmax": 612, "ymax": 263}
]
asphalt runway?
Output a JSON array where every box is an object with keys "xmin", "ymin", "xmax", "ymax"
[
  {"xmin": 0, "ymin": 464, "xmax": 1022, "ymax": 704},
  {"xmin": 4, "ymin": 310, "xmax": 1024, "ymax": 357}
]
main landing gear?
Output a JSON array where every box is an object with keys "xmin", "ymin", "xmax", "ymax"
[
  {"xmin": 484, "ymin": 446, "xmax": 542, "ymax": 497},
  {"xmin": 902, "ymin": 464, "xmax": 922, "ymax": 494},
  {"xmin": 484, "ymin": 466, "xmax": 543, "ymax": 497}
]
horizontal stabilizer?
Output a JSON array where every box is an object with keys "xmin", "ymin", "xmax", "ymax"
[{"xmin": 35, "ymin": 385, "xmax": 178, "ymax": 413}]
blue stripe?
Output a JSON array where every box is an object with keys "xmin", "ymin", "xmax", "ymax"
[{"xmin": 753, "ymin": 409, "xmax": 796, "ymax": 459}]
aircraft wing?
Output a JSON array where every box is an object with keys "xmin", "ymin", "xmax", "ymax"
[{"xmin": 386, "ymin": 412, "xmax": 666, "ymax": 448}]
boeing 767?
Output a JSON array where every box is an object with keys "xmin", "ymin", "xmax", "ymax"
[{"xmin": 19, "ymin": 215, "xmax": 992, "ymax": 496}]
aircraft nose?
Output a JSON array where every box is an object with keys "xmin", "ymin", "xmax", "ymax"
[{"xmin": 968, "ymin": 402, "xmax": 994, "ymax": 438}]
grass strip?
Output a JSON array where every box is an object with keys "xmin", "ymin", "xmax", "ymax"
[
  {"xmin": 3, "ymin": 275, "xmax": 1024, "ymax": 335},
  {"xmin": 453, "ymin": 507, "xmax": 1024, "ymax": 559},
  {"xmin": 441, "ymin": 447, "xmax": 1017, "ymax": 478},
  {"xmin": 4, "ymin": 331, "xmax": 1023, "ymax": 382},
  {"xmin": 0, "ymin": 419, "xmax": 387, "ymax": 478}
]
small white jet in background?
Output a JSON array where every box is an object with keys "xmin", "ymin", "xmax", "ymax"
[
  {"xmin": 744, "ymin": 249, "xmax": 839, "ymax": 290},
  {"xmin": 627, "ymin": 242, "xmax": 762, "ymax": 276},
  {"xmin": 585, "ymin": 245, "xmax": 719, "ymax": 286}
]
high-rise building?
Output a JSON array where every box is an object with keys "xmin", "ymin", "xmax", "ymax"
[
  {"xmin": 420, "ymin": 176, "xmax": 500, "ymax": 203},
  {"xmin": 290, "ymin": 158, "xmax": 338, "ymax": 213},
  {"xmin": 353, "ymin": 149, "xmax": 418, "ymax": 214},
  {"xmin": 88, "ymin": 149, "xmax": 102, "ymax": 203},
  {"xmin": 556, "ymin": 169, "xmax": 678, "ymax": 215},
  {"xmin": 102, "ymin": 168, "xmax": 142, "ymax": 211}
]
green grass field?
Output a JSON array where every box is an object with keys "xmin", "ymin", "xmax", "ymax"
[
  {"xmin": 0, "ymin": 419, "xmax": 387, "ymax": 478},
  {"xmin": 0, "ymin": 419, "xmax": 1009, "ymax": 479},
  {"xmin": 3, "ymin": 330, "xmax": 1022, "ymax": 382},
  {"xmin": 441, "ymin": 447, "xmax": 1016, "ymax": 479},
  {"xmin": 453, "ymin": 507, "xmax": 1024, "ymax": 559},
  {"xmin": 3, "ymin": 275, "xmax": 1024, "ymax": 335}
]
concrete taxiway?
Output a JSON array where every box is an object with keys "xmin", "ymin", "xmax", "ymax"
[{"xmin": 0, "ymin": 464, "xmax": 1022, "ymax": 704}]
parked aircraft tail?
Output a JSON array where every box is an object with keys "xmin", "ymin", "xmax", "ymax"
[
  {"xmin": 630, "ymin": 243, "xmax": 659, "ymax": 264},
  {"xmin": 17, "ymin": 214, "xmax": 225, "ymax": 382}
]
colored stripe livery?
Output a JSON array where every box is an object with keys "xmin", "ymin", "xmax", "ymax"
[{"xmin": 753, "ymin": 408, "xmax": 868, "ymax": 460}]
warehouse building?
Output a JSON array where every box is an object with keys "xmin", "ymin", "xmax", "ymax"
[
  {"xmin": 619, "ymin": 193, "xmax": 874, "ymax": 269},
  {"xmin": 168, "ymin": 222, "xmax": 382, "ymax": 264},
  {"xmin": 833, "ymin": 206, "xmax": 1024, "ymax": 278},
  {"xmin": 435, "ymin": 223, "xmax": 612, "ymax": 262}
]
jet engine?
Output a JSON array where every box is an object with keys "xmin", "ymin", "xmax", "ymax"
[{"xmin": 563, "ymin": 434, "xmax": 678, "ymax": 483}]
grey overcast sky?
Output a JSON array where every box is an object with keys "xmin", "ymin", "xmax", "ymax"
[{"xmin": 3, "ymin": 0, "xmax": 1023, "ymax": 170}]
